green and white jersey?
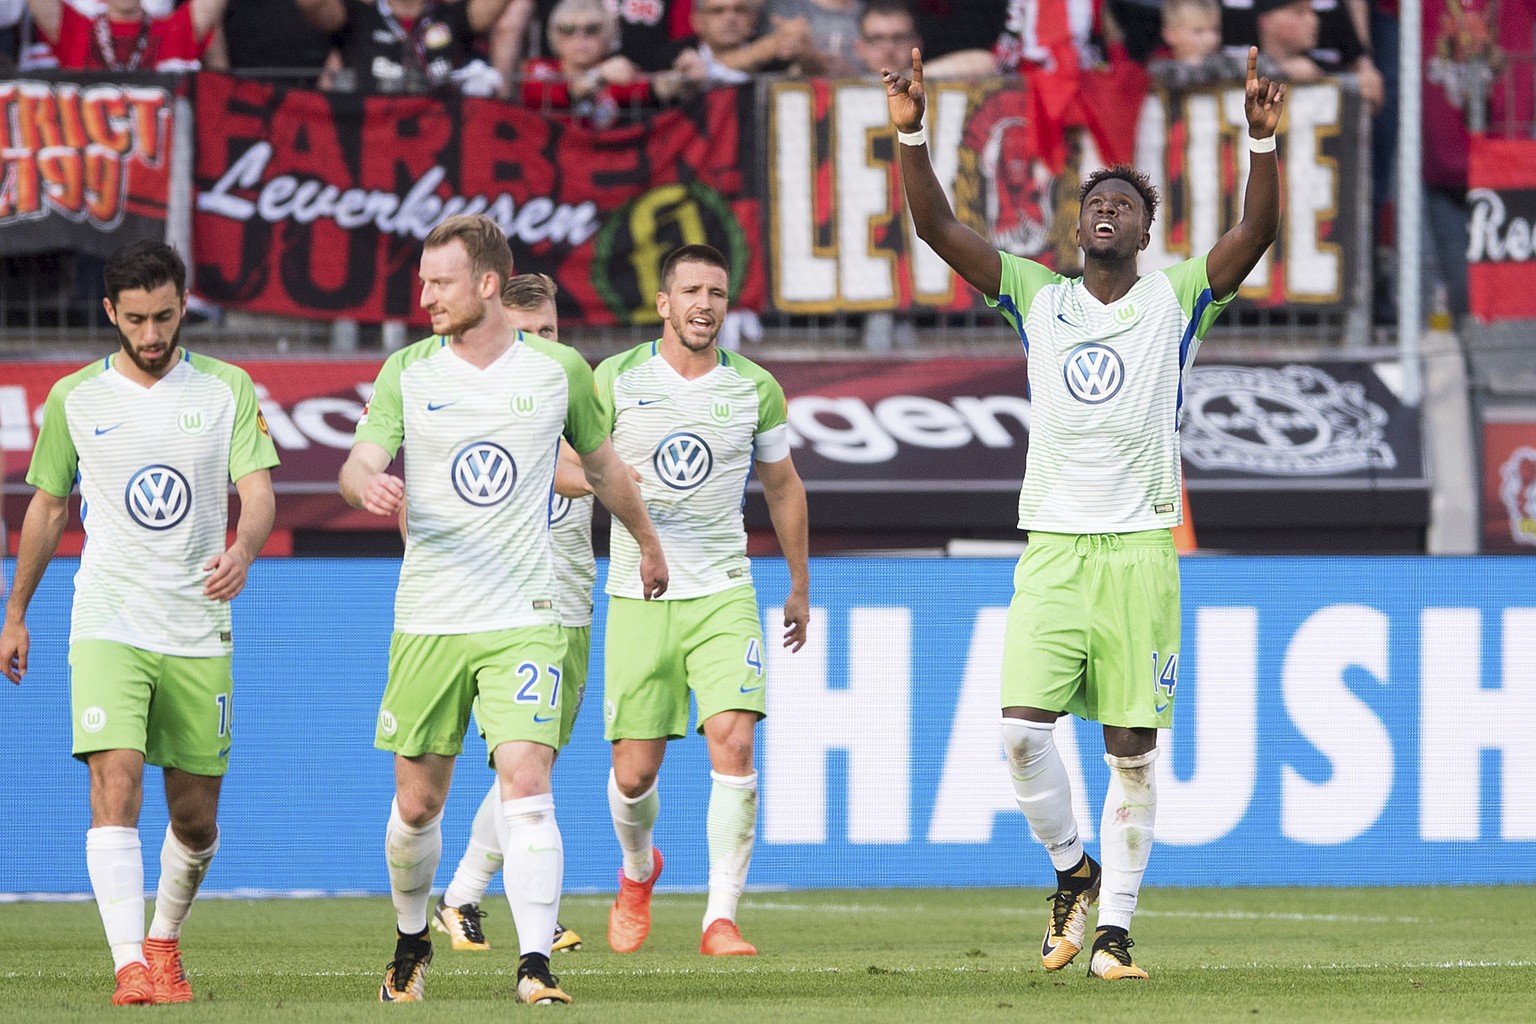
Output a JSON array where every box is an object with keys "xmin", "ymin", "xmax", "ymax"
[
  {"xmin": 596, "ymin": 342, "xmax": 790, "ymax": 600},
  {"xmin": 549, "ymin": 493, "xmax": 595, "ymax": 627},
  {"xmin": 986, "ymin": 251, "xmax": 1234, "ymax": 532},
  {"xmin": 355, "ymin": 334, "xmax": 606, "ymax": 635},
  {"xmin": 26, "ymin": 351, "xmax": 279, "ymax": 656}
]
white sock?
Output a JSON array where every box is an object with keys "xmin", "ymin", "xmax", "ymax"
[
  {"xmin": 607, "ymin": 769, "xmax": 658, "ymax": 883},
  {"xmin": 443, "ymin": 783, "xmax": 504, "ymax": 909},
  {"xmin": 86, "ymin": 826, "xmax": 146, "ymax": 972},
  {"xmin": 1000, "ymin": 719, "xmax": 1084, "ymax": 871},
  {"xmin": 502, "ymin": 793, "xmax": 562, "ymax": 958},
  {"xmin": 385, "ymin": 799, "xmax": 442, "ymax": 935},
  {"xmin": 1097, "ymin": 749, "xmax": 1158, "ymax": 932},
  {"xmin": 147, "ymin": 826, "xmax": 218, "ymax": 941},
  {"xmin": 703, "ymin": 771, "xmax": 757, "ymax": 929}
]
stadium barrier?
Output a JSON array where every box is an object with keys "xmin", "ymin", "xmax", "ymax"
[
  {"xmin": 0, "ymin": 70, "xmax": 1369, "ymax": 345},
  {"xmin": 3, "ymin": 555, "xmax": 1532, "ymax": 895}
]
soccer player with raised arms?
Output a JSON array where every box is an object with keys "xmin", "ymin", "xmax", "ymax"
[
  {"xmin": 883, "ymin": 49, "xmax": 1285, "ymax": 977},
  {"xmin": 339, "ymin": 216, "xmax": 666, "ymax": 1005},
  {"xmin": 1, "ymin": 241, "xmax": 279, "ymax": 1006},
  {"xmin": 598, "ymin": 244, "xmax": 809, "ymax": 958}
]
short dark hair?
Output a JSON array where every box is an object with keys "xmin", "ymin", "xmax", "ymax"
[
  {"xmin": 861, "ymin": 0, "xmax": 915, "ymax": 30},
  {"xmin": 501, "ymin": 272, "xmax": 558, "ymax": 310},
  {"xmin": 103, "ymin": 240, "xmax": 187, "ymax": 305},
  {"xmin": 1079, "ymin": 165, "xmax": 1160, "ymax": 226},
  {"xmin": 423, "ymin": 214, "xmax": 514, "ymax": 289},
  {"xmin": 660, "ymin": 244, "xmax": 730, "ymax": 291}
]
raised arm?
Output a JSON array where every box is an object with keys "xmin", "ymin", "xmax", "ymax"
[
  {"xmin": 1, "ymin": 488, "xmax": 69, "ymax": 684},
  {"xmin": 883, "ymin": 49, "xmax": 1001, "ymax": 297},
  {"xmin": 467, "ymin": 0, "xmax": 513, "ymax": 35},
  {"xmin": 293, "ymin": 0, "xmax": 346, "ymax": 36},
  {"xmin": 1207, "ymin": 47, "xmax": 1286, "ymax": 300},
  {"xmin": 579, "ymin": 438, "xmax": 668, "ymax": 600},
  {"xmin": 190, "ymin": 0, "xmax": 230, "ymax": 40},
  {"xmin": 755, "ymin": 454, "xmax": 809, "ymax": 653},
  {"xmin": 24, "ymin": 0, "xmax": 60, "ymax": 43}
]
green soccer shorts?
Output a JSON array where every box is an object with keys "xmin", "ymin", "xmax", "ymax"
[
  {"xmin": 603, "ymin": 586, "xmax": 767, "ymax": 741},
  {"xmin": 999, "ymin": 530, "xmax": 1181, "ymax": 729},
  {"xmin": 558, "ymin": 624, "xmax": 591, "ymax": 747},
  {"xmin": 379, "ymin": 625, "xmax": 569, "ymax": 764},
  {"xmin": 69, "ymin": 639, "xmax": 233, "ymax": 775}
]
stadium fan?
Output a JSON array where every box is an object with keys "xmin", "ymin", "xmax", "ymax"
[
  {"xmin": 1, "ymin": 240, "xmax": 279, "ymax": 1006},
  {"xmin": 24, "ymin": 0, "xmax": 225, "ymax": 70},
  {"xmin": 295, "ymin": 0, "xmax": 512, "ymax": 95},
  {"xmin": 884, "ymin": 46, "xmax": 1284, "ymax": 980},
  {"xmin": 1147, "ymin": 0, "xmax": 1260, "ymax": 90},
  {"xmin": 679, "ymin": 0, "xmax": 825, "ymax": 83},
  {"xmin": 766, "ymin": 0, "xmax": 861, "ymax": 74},
  {"xmin": 520, "ymin": 0, "xmax": 700, "ymax": 128},
  {"xmin": 854, "ymin": 0, "xmax": 997, "ymax": 80}
]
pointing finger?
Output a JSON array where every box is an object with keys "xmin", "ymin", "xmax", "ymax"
[{"xmin": 911, "ymin": 48, "xmax": 923, "ymax": 87}]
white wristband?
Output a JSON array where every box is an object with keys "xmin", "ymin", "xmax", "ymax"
[
  {"xmin": 897, "ymin": 126, "xmax": 927, "ymax": 147},
  {"xmin": 1247, "ymin": 134, "xmax": 1277, "ymax": 153}
]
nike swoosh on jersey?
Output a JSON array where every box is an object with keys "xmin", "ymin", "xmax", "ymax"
[
  {"xmin": 1055, "ymin": 313, "xmax": 1085, "ymax": 329},
  {"xmin": 533, "ymin": 713, "xmax": 557, "ymax": 723},
  {"xmin": 426, "ymin": 401, "xmax": 458, "ymax": 411},
  {"xmin": 636, "ymin": 398, "xmax": 668, "ymax": 406},
  {"xmin": 94, "ymin": 424, "xmax": 123, "ymax": 435},
  {"xmin": 739, "ymin": 683, "xmax": 764, "ymax": 694}
]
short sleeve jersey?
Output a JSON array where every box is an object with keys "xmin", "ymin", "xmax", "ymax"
[
  {"xmin": 48, "ymin": 5, "xmax": 211, "ymax": 70},
  {"xmin": 26, "ymin": 351, "xmax": 279, "ymax": 656},
  {"xmin": 549, "ymin": 493, "xmax": 595, "ymax": 627},
  {"xmin": 354, "ymin": 333, "xmax": 605, "ymax": 635},
  {"xmin": 986, "ymin": 251, "xmax": 1233, "ymax": 532},
  {"xmin": 595, "ymin": 343, "xmax": 789, "ymax": 600}
]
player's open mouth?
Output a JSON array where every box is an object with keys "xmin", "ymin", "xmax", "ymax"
[
  {"xmin": 689, "ymin": 316, "xmax": 713, "ymax": 328},
  {"xmin": 1094, "ymin": 221, "xmax": 1115, "ymax": 237}
]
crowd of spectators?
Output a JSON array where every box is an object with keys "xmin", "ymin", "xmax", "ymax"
[
  {"xmin": 1, "ymin": 0, "xmax": 1532, "ymax": 335},
  {"xmin": 0, "ymin": 1, "xmax": 1391, "ymax": 103}
]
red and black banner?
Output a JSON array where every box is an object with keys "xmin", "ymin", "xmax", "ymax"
[
  {"xmin": 1468, "ymin": 137, "xmax": 1536, "ymax": 324},
  {"xmin": 764, "ymin": 78, "xmax": 1369, "ymax": 316},
  {"xmin": 0, "ymin": 76, "xmax": 176, "ymax": 257},
  {"xmin": 191, "ymin": 74, "xmax": 764, "ymax": 326}
]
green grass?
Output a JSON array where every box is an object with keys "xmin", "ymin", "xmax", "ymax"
[{"xmin": 3, "ymin": 886, "xmax": 1533, "ymax": 1022}]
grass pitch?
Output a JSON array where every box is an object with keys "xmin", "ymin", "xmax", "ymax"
[{"xmin": 3, "ymin": 886, "xmax": 1532, "ymax": 1023}]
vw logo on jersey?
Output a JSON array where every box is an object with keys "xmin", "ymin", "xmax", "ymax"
[
  {"xmin": 1063, "ymin": 343, "xmax": 1125, "ymax": 405},
  {"xmin": 452, "ymin": 441, "xmax": 517, "ymax": 506},
  {"xmin": 654, "ymin": 431, "xmax": 714, "ymax": 490},
  {"xmin": 550, "ymin": 492, "xmax": 572, "ymax": 526},
  {"xmin": 124, "ymin": 464, "xmax": 191, "ymax": 530}
]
